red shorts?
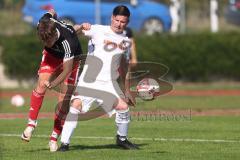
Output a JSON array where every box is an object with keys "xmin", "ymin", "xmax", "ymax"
[{"xmin": 38, "ymin": 50, "xmax": 80, "ymax": 85}]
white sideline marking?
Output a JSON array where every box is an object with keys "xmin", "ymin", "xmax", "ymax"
[{"xmin": 0, "ymin": 133, "xmax": 239, "ymax": 143}]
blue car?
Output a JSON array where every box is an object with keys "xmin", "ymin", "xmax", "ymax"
[{"xmin": 22, "ymin": 0, "xmax": 172, "ymax": 35}]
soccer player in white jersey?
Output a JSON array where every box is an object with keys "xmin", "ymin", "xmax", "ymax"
[{"xmin": 58, "ymin": 5, "xmax": 139, "ymax": 151}]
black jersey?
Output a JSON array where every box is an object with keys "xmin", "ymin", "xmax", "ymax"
[{"xmin": 38, "ymin": 13, "xmax": 82, "ymax": 60}]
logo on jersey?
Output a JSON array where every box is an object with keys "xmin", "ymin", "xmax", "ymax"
[
  {"xmin": 104, "ymin": 40, "xmax": 131, "ymax": 52},
  {"xmin": 52, "ymin": 54, "xmax": 173, "ymax": 122},
  {"xmin": 62, "ymin": 40, "xmax": 71, "ymax": 58}
]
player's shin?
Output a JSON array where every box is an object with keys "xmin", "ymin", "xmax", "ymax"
[
  {"xmin": 115, "ymin": 109, "xmax": 138, "ymax": 149},
  {"xmin": 28, "ymin": 90, "xmax": 45, "ymax": 122},
  {"xmin": 51, "ymin": 96, "xmax": 72, "ymax": 140},
  {"xmin": 51, "ymin": 110, "xmax": 67, "ymax": 141},
  {"xmin": 22, "ymin": 90, "xmax": 44, "ymax": 142},
  {"xmin": 21, "ymin": 89, "xmax": 44, "ymax": 142},
  {"xmin": 115, "ymin": 109, "xmax": 130, "ymax": 140},
  {"xmin": 60, "ymin": 107, "xmax": 80, "ymax": 144}
]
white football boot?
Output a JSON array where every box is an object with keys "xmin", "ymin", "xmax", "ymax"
[
  {"xmin": 49, "ymin": 140, "xmax": 58, "ymax": 152},
  {"xmin": 21, "ymin": 126, "xmax": 35, "ymax": 142}
]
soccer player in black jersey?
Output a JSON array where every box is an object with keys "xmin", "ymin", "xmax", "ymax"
[{"xmin": 21, "ymin": 9, "xmax": 83, "ymax": 152}]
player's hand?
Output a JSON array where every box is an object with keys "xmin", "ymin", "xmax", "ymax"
[
  {"xmin": 48, "ymin": 8, "xmax": 57, "ymax": 17},
  {"xmin": 73, "ymin": 23, "xmax": 91, "ymax": 34},
  {"xmin": 125, "ymin": 90, "xmax": 136, "ymax": 107},
  {"xmin": 81, "ymin": 23, "xmax": 91, "ymax": 30},
  {"xmin": 43, "ymin": 81, "xmax": 52, "ymax": 89},
  {"xmin": 130, "ymin": 59, "xmax": 137, "ymax": 64}
]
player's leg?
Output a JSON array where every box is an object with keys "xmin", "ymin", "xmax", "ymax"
[
  {"xmin": 58, "ymin": 98, "xmax": 82, "ymax": 152},
  {"xmin": 96, "ymin": 80, "xmax": 138, "ymax": 149},
  {"xmin": 49, "ymin": 84, "xmax": 75, "ymax": 152},
  {"xmin": 49, "ymin": 61, "xmax": 80, "ymax": 151},
  {"xmin": 114, "ymin": 98, "xmax": 138, "ymax": 149},
  {"xmin": 21, "ymin": 50, "xmax": 62, "ymax": 142},
  {"xmin": 21, "ymin": 73, "xmax": 50, "ymax": 142},
  {"xmin": 50, "ymin": 83, "xmax": 75, "ymax": 140},
  {"xmin": 59, "ymin": 95, "xmax": 98, "ymax": 152}
]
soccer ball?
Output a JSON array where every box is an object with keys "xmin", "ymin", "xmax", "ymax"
[
  {"xmin": 136, "ymin": 78, "xmax": 160, "ymax": 100},
  {"xmin": 11, "ymin": 94, "xmax": 25, "ymax": 107}
]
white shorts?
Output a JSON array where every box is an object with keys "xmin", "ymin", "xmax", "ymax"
[{"xmin": 72, "ymin": 79, "xmax": 125, "ymax": 116}]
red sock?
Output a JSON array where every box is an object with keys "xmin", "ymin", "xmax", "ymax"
[
  {"xmin": 50, "ymin": 109, "xmax": 67, "ymax": 141},
  {"xmin": 28, "ymin": 90, "xmax": 45, "ymax": 121}
]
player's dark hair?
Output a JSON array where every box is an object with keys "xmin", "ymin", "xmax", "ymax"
[
  {"xmin": 37, "ymin": 16, "xmax": 56, "ymax": 41},
  {"xmin": 113, "ymin": 5, "xmax": 130, "ymax": 18}
]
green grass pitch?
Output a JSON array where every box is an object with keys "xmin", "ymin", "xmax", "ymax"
[
  {"xmin": 0, "ymin": 117, "xmax": 240, "ymax": 160},
  {"xmin": 1, "ymin": 84, "xmax": 240, "ymax": 160}
]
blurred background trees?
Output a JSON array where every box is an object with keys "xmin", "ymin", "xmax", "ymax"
[{"xmin": 1, "ymin": 0, "xmax": 240, "ymax": 87}]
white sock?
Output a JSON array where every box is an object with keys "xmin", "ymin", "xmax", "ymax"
[
  {"xmin": 50, "ymin": 131, "xmax": 59, "ymax": 140},
  {"xmin": 28, "ymin": 118, "xmax": 37, "ymax": 127},
  {"xmin": 61, "ymin": 107, "xmax": 80, "ymax": 144},
  {"xmin": 116, "ymin": 123, "xmax": 129, "ymax": 138},
  {"xmin": 115, "ymin": 109, "xmax": 130, "ymax": 138}
]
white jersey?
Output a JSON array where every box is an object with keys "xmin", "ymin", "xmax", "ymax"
[
  {"xmin": 81, "ymin": 24, "xmax": 131, "ymax": 82},
  {"xmin": 73, "ymin": 25, "xmax": 131, "ymax": 116}
]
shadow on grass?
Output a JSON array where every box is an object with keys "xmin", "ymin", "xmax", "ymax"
[
  {"xmin": 25, "ymin": 143, "xmax": 148, "ymax": 152},
  {"xmin": 70, "ymin": 143, "xmax": 148, "ymax": 151},
  {"xmin": 151, "ymin": 151, "xmax": 168, "ymax": 154}
]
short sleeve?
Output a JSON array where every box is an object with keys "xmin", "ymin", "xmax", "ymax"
[{"xmin": 83, "ymin": 24, "xmax": 99, "ymax": 37}]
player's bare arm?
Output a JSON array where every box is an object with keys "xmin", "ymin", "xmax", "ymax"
[
  {"xmin": 46, "ymin": 58, "xmax": 74, "ymax": 88},
  {"xmin": 120, "ymin": 55, "xmax": 136, "ymax": 106},
  {"xmin": 130, "ymin": 38, "xmax": 137, "ymax": 64},
  {"xmin": 73, "ymin": 23, "xmax": 91, "ymax": 35}
]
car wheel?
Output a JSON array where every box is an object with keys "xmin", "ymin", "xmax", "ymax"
[
  {"xmin": 59, "ymin": 17, "xmax": 75, "ymax": 26},
  {"xmin": 142, "ymin": 18, "xmax": 164, "ymax": 35}
]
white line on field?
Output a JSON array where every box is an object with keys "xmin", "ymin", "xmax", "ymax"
[{"xmin": 0, "ymin": 133, "xmax": 239, "ymax": 143}]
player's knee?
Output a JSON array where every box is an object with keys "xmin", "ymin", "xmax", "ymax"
[
  {"xmin": 71, "ymin": 99, "xmax": 82, "ymax": 111},
  {"xmin": 36, "ymin": 81, "xmax": 47, "ymax": 93},
  {"xmin": 115, "ymin": 98, "xmax": 128, "ymax": 110},
  {"xmin": 115, "ymin": 104, "xmax": 128, "ymax": 111},
  {"xmin": 115, "ymin": 109, "xmax": 130, "ymax": 124},
  {"xmin": 65, "ymin": 106, "xmax": 80, "ymax": 124}
]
